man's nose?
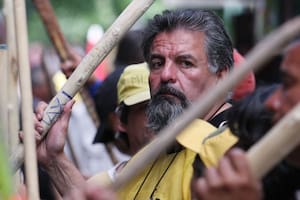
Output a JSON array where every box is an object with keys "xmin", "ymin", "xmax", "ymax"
[
  {"xmin": 264, "ymin": 88, "xmax": 282, "ymax": 112},
  {"xmin": 160, "ymin": 63, "xmax": 177, "ymax": 83}
]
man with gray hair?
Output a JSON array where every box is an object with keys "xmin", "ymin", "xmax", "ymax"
[
  {"xmin": 143, "ymin": 9, "xmax": 234, "ymax": 133},
  {"xmin": 118, "ymin": 9, "xmax": 237, "ymax": 199},
  {"xmin": 34, "ymin": 9, "xmax": 238, "ymax": 199}
]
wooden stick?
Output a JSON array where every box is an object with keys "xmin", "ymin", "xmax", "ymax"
[
  {"xmin": 247, "ymin": 103, "xmax": 300, "ymax": 179},
  {"xmin": 32, "ymin": 0, "xmax": 119, "ymax": 165},
  {"xmin": 110, "ymin": 16, "xmax": 300, "ymax": 190},
  {"xmin": 4, "ymin": 0, "xmax": 22, "ymax": 188},
  {"xmin": 9, "ymin": 0, "xmax": 155, "ymax": 172},
  {"xmin": 4, "ymin": 0, "xmax": 20, "ymax": 155},
  {"xmin": 32, "ymin": 0, "xmax": 90, "ymax": 168},
  {"xmin": 0, "ymin": 45, "xmax": 8, "ymax": 148},
  {"xmin": 31, "ymin": 0, "xmax": 70, "ymax": 62},
  {"xmin": 14, "ymin": 0, "xmax": 40, "ymax": 199}
]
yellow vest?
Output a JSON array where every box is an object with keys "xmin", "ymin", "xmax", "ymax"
[{"xmin": 117, "ymin": 119, "xmax": 238, "ymax": 200}]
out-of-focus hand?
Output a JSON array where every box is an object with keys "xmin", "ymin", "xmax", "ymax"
[
  {"xmin": 192, "ymin": 148, "xmax": 263, "ymax": 200},
  {"xmin": 61, "ymin": 49, "xmax": 82, "ymax": 79},
  {"xmin": 64, "ymin": 184, "xmax": 118, "ymax": 200},
  {"xmin": 60, "ymin": 48, "xmax": 98, "ymax": 85}
]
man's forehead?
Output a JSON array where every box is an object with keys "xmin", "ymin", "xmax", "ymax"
[{"xmin": 150, "ymin": 29, "xmax": 206, "ymax": 56}]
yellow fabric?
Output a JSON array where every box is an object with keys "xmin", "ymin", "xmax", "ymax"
[
  {"xmin": 87, "ymin": 171, "xmax": 112, "ymax": 187},
  {"xmin": 176, "ymin": 119, "xmax": 217, "ymax": 153},
  {"xmin": 117, "ymin": 63, "xmax": 150, "ymax": 105},
  {"xmin": 117, "ymin": 149, "xmax": 195, "ymax": 200},
  {"xmin": 117, "ymin": 119, "xmax": 237, "ymax": 200},
  {"xmin": 52, "ymin": 71, "xmax": 81, "ymax": 101},
  {"xmin": 200, "ymin": 128, "xmax": 238, "ymax": 167},
  {"xmin": 176, "ymin": 120, "xmax": 238, "ymax": 167}
]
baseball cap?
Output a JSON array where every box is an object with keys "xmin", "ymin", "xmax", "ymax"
[
  {"xmin": 117, "ymin": 62, "xmax": 150, "ymax": 106},
  {"xmin": 93, "ymin": 62, "xmax": 150, "ymax": 143}
]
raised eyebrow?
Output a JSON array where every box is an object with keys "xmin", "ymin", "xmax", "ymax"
[
  {"xmin": 176, "ymin": 54, "xmax": 196, "ymax": 62},
  {"xmin": 149, "ymin": 53, "xmax": 164, "ymax": 60}
]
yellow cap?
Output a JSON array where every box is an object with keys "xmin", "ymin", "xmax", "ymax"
[{"xmin": 117, "ymin": 62, "xmax": 151, "ymax": 106}]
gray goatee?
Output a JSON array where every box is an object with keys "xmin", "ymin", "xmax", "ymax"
[{"xmin": 146, "ymin": 84, "xmax": 190, "ymax": 133}]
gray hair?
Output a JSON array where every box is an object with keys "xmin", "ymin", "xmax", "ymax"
[{"xmin": 142, "ymin": 9, "xmax": 233, "ymax": 73}]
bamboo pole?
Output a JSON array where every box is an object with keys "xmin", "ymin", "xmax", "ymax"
[
  {"xmin": 110, "ymin": 16, "xmax": 300, "ymax": 190},
  {"xmin": 0, "ymin": 45, "xmax": 8, "ymax": 147},
  {"xmin": 14, "ymin": 0, "xmax": 40, "ymax": 199},
  {"xmin": 10, "ymin": 0, "xmax": 155, "ymax": 172},
  {"xmin": 4, "ymin": 0, "xmax": 20, "ymax": 156},
  {"xmin": 31, "ymin": 0, "xmax": 84, "ymax": 168},
  {"xmin": 32, "ymin": 0, "xmax": 119, "ymax": 165},
  {"xmin": 4, "ymin": 0, "xmax": 22, "ymax": 189},
  {"xmin": 31, "ymin": 0, "xmax": 70, "ymax": 62},
  {"xmin": 247, "ymin": 103, "xmax": 300, "ymax": 179}
]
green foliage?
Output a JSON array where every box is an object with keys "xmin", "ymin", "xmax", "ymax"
[
  {"xmin": 27, "ymin": 0, "xmax": 115, "ymax": 45},
  {"xmin": 111, "ymin": 0, "xmax": 132, "ymax": 15},
  {"xmin": 0, "ymin": 130, "xmax": 13, "ymax": 200},
  {"xmin": 26, "ymin": 0, "xmax": 166, "ymax": 45}
]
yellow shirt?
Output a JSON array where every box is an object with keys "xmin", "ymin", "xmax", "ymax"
[
  {"xmin": 117, "ymin": 119, "xmax": 238, "ymax": 200},
  {"xmin": 117, "ymin": 149, "xmax": 195, "ymax": 200}
]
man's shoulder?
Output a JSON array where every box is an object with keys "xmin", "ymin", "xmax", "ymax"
[{"xmin": 176, "ymin": 119, "xmax": 238, "ymax": 167}]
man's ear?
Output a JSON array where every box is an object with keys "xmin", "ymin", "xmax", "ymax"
[
  {"xmin": 217, "ymin": 68, "xmax": 229, "ymax": 79},
  {"xmin": 108, "ymin": 112, "xmax": 126, "ymax": 133},
  {"xmin": 118, "ymin": 122, "xmax": 127, "ymax": 133}
]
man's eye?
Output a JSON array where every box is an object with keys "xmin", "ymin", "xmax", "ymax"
[
  {"xmin": 181, "ymin": 60, "xmax": 193, "ymax": 68},
  {"xmin": 150, "ymin": 60, "xmax": 163, "ymax": 69}
]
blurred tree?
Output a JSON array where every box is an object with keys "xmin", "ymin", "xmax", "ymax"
[
  {"xmin": 26, "ymin": 0, "xmax": 115, "ymax": 45},
  {"xmin": 25, "ymin": 0, "xmax": 165, "ymax": 46},
  {"xmin": 111, "ymin": 0, "xmax": 165, "ymax": 16}
]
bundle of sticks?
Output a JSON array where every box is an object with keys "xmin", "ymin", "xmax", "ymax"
[{"xmin": 6, "ymin": 0, "xmax": 300, "ymax": 194}]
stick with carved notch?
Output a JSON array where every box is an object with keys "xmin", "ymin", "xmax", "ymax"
[
  {"xmin": 10, "ymin": 0, "xmax": 155, "ymax": 172},
  {"xmin": 32, "ymin": 0, "xmax": 120, "ymax": 166}
]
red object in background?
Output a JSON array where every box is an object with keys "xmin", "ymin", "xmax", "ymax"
[
  {"xmin": 86, "ymin": 24, "xmax": 109, "ymax": 81},
  {"xmin": 232, "ymin": 49, "xmax": 256, "ymax": 101}
]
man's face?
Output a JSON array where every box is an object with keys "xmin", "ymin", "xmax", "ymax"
[
  {"xmin": 148, "ymin": 28, "xmax": 219, "ymax": 102},
  {"xmin": 265, "ymin": 43, "xmax": 300, "ymax": 122},
  {"xmin": 146, "ymin": 29, "xmax": 224, "ymax": 132},
  {"xmin": 124, "ymin": 101, "xmax": 154, "ymax": 155}
]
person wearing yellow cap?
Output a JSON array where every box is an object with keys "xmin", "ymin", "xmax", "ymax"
[
  {"xmin": 93, "ymin": 62, "xmax": 154, "ymax": 157},
  {"xmin": 115, "ymin": 63, "xmax": 154, "ymax": 155},
  {"xmin": 116, "ymin": 9, "xmax": 238, "ymax": 200},
  {"xmin": 88, "ymin": 62, "xmax": 154, "ymax": 186},
  {"xmin": 33, "ymin": 8, "xmax": 239, "ymax": 199}
]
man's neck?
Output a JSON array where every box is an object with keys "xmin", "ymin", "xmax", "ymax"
[{"xmin": 204, "ymin": 102, "xmax": 231, "ymax": 122}]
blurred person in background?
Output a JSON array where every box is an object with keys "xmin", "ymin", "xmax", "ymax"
[
  {"xmin": 93, "ymin": 30, "xmax": 145, "ymax": 154},
  {"xmin": 193, "ymin": 41, "xmax": 300, "ymax": 200}
]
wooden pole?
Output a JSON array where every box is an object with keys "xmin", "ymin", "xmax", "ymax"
[
  {"xmin": 9, "ymin": 0, "xmax": 155, "ymax": 172},
  {"xmin": 14, "ymin": 0, "xmax": 40, "ymax": 199},
  {"xmin": 4, "ymin": 0, "xmax": 22, "ymax": 189},
  {"xmin": 247, "ymin": 103, "xmax": 300, "ymax": 179},
  {"xmin": 0, "ymin": 45, "xmax": 8, "ymax": 147},
  {"xmin": 32, "ymin": 0, "xmax": 119, "ymax": 165},
  {"xmin": 4, "ymin": 0, "xmax": 20, "ymax": 156},
  {"xmin": 31, "ymin": 0, "xmax": 70, "ymax": 62},
  {"xmin": 110, "ymin": 16, "xmax": 300, "ymax": 190}
]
